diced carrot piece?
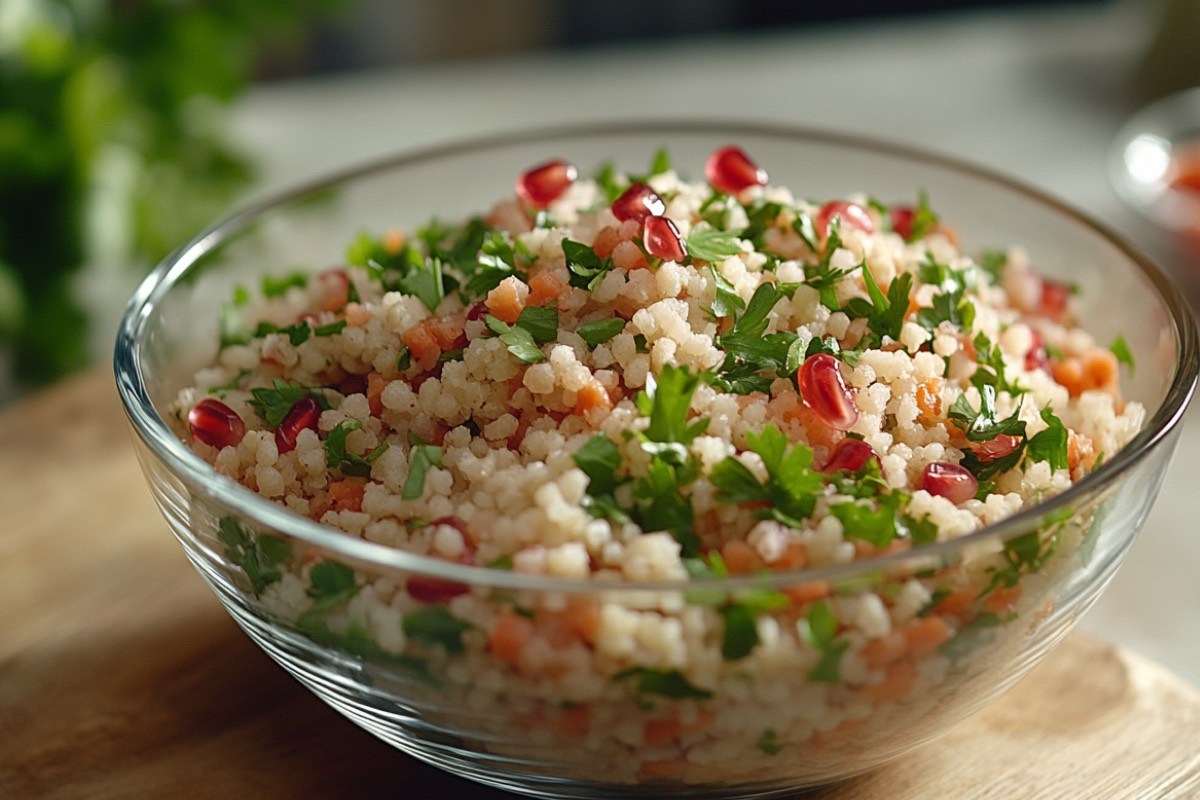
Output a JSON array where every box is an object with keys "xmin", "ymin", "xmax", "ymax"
[
  {"xmin": 574, "ymin": 380, "xmax": 613, "ymax": 417},
  {"xmin": 563, "ymin": 596, "xmax": 601, "ymax": 644},
  {"xmin": 428, "ymin": 312, "xmax": 465, "ymax": 349},
  {"xmin": 983, "ymin": 584, "xmax": 1022, "ymax": 616},
  {"xmin": 721, "ymin": 540, "xmax": 764, "ymax": 575},
  {"xmin": 782, "ymin": 580, "xmax": 831, "ymax": 606},
  {"xmin": 308, "ymin": 491, "xmax": 332, "ymax": 520},
  {"xmin": 486, "ymin": 276, "xmax": 529, "ymax": 324},
  {"xmin": 1082, "ymin": 348, "xmax": 1119, "ymax": 393},
  {"xmin": 916, "ymin": 378, "xmax": 943, "ymax": 418},
  {"xmin": 488, "ymin": 609, "xmax": 535, "ymax": 666},
  {"xmin": 771, "ymin": 542, "xmax": 809, "ymax": 570},
  {"xmin": 556, "ymin": 704, "xmax": 591, "ymax": 739},
  {"xmin": 527, "ymin": 270, "xmax": 569, "ymax": 307},
  {"xmin": 366, "ymin": 372, "xmax": 388, "ymax": 416},
  {"xmin": 902, "ymin": 615, "xmax": 953, "ymax": 658},
  {"xmin": 933, "ymin": 589, "xmax": 974, "ymax": 622},
  {"xmin": 383, "ymin": 228, "xmax": 406, "ymax": 254},
  {"xmin": 859, "ymin": 658, "xmax": 917, "ymax": 703},
  {"xmin": 401, "ymin": 321, "xmax": 441, "ymax": 363},
  {"xmin": 861, "ymin": 632, "xmax": 906, "ymax": 670},
  {"xmin": 638, "ymin": 758, "xmax": 688, "ymax": 782},
  {"xmin": 644, "ymin": 717, "xmax": 684, "ymax": 747},
  {"xmin": 328, "ymin": 478, "xmax": 366, "ymax": 513},
  {"xmin": 592, "ymin": 226, "xmax": 621, "ymax": 259}
]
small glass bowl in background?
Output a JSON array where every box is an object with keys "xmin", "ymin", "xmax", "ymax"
[
  {"xmin": 1111, "ymin": 86, "xmax": 1200, "ymax": 239},
  {"xmin": 116, "ymin": 123, "xmax": 1197, "ymax": 798}
]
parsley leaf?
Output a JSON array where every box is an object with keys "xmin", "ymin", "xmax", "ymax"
[
  {"xmin": 710, "ymin": 283, "xmax": 799, "ymax": 393},
  {"xmin": 403, "ymin": 605, "xmax": 472, "ymax": 654},
  {"xmin": 573, "ymin": 434, "xmax": 623, "ymax": 496},
  {"xmin": 710, "ymin": 425, "xmax": 824, "ymax": 528},
  {"xmin": 613, "ymin": 667, "xmax": 712, "ymax": 701},
  {"xmin": 708, "ymin": 265, "xmax": 746, "ymax": 318},
  {"xmin": 562, "ymin": 238, "xmax": 612, "ymax": 292},
  {"xmin": 576, "ymin": 317, "xmax": 625, "ymax": 348},
  {"xmin": 398, "ymin": 255, "xmax": 445, "ymax": 312},
  {"xmin": 307, "ymin": 560, "xmax": 359, "ymax": 611},
  {"xmin": 515, "ymin": 303, "xmax": 558, "ymax": 345},
  {"xmin": 314, "ymin": 319, "xmax": 347, "ymax": 337},
  {"xmin": 1109, "ymin": 335, "xmax": 1135, "ymax": 374},
  {"xmin": 218, "ymin": 286, "xmax": 252, "ymax": 349},
  {"xmin": 898, "ymin": 191, "xmax": 939, "ymax": 241},
  {"xmin": 465, "ymin": 231, "xmax": 528, "ymax": 298},
  {"xmin": 856, "ymin": 267, "xmax": 913, "ymax": 345},
  {"xmin": 948, "ymin": 383, "xmax": 1026, "ymax": 443},
  {"xmin": 485, "ymin": 314, "xmax": 546, "ymax": 364},
  {"xmin": 404, "ymin": 440, "xmax": 444, "ymax": 500},
  {"xmin": 649, "ymin": 146, "xmax": 672, "ymax": 175},
  {"xmin": 249, "ymin": 379, "xmax": 329, "ymax": 428},
  {"xmin": 261, "ymin": 271, "xmax": 308, "ymax": 298},
  {"xmin": 217, "ymin": 516, "xmax": 290, "ymax": 596},
  {"xmin": 324, "ymin": 419, "xmax": 390, "ymax": 478},
  {"xmin": 1026, "ymin": 407, "xmax": 1069, "ymax": 470},
  {"xmin": 634, "ymin": 458, "xmax": 700, "ymax": 556},
  {"xmin": 254, "ymin": 320, "xmax": 311, "ymax": 346},
  {"xmin": 916, "ymin": 285, "xmax": 975, "ymax": 332},
  {"xmin": 686, "ymin": 226, "xmax": 743, "ymax": 263},
  {"xmin": 638, "ymin": 364, "xmax": 710, "ymax": 455},
  {"xmin": 757, "ymin": 729, "xmax": 783, "ymax": 756},
  {"xmin": 799, "ymin": 601, "xmax": 848, "ymax": 683}
]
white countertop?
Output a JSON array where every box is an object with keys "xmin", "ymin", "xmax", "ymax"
[{"xmin": 227, "ymin": 3, "xmax": 1200, "ymax": 686}]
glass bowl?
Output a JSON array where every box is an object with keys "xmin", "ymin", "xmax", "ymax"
[
  {"xmin": 1110, "ymin": 86, "xmax": 1200, "ymax": 236},
  {"xmin": 115, "ymin": 123, "xmax": 1198, "ymax": 798}
]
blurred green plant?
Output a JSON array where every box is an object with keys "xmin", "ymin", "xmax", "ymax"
[{"xmin": 0, "ymin": 0, "xmax": 337, "ymax": 388}]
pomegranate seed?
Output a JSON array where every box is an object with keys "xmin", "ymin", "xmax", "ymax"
[
  {"xmin": 704, "ymin": 145, "xmax": 767, "ymax": 194},
  {"xmin": 890, "ymin": 205, "xmax": 916, "ymax": 240},
  {"xmin": 465, "ymin": 301, "xmax": 489, "ymax": 322},
  {"xmin": 643, "ymin": 215, "xmax": 687, "ymax": 262},
  {"xmin": 1025, "ymin": 330, "xmax": 1049, "ymax": 372},
  {"xmin": 408, "ymin": 540, "xmax": 474, "ymax": 604},
  {"xmin": 920, "ymin": 462, "xmax": 978, "ymax": 505},
  {"xmin": 1038, "ymin": 278, "xmax": 1072, "ymax": 322},
  {"xmin": 338, "ymin": 374, "xmax": 368, "ymax": 396},
  {"xmin": 275, "ymin": 395, "xmax": 321, "ymax": 454},
  {"xmin": 611, "ymin": 182, "xmax": 665, "ymax": 223},
  {"xmin": 188, "ymin": 398, "xmax": 246, "ymax": 449},
  {"xmin": 820, "ymin": 438, "xmax": 880, "ymax": 474},
  {"xmin": 815, "ymin": 201, "xmax": 876, "ymax": 238},
  {"xmin": 516, "ymin": 159, "xmax": 577, "ymax": 208},
  {"xmin": 971, "ymin": 434, "xmax": 1021, "ymax": 463},
  {"xmin": 797, "ymin": 353, "xmax": 858, "ymax": 431}
]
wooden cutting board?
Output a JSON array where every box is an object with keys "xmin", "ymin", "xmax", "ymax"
[{"xmin": 3, "ymin": 369, "xmax": 1199, "ymax": 799}]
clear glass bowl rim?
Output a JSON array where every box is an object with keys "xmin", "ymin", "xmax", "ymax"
[{"xmin": 114, "ymin": 119, "xmax": 1200, "ymax": 594}]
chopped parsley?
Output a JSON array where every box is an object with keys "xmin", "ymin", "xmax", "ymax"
[
  {"xmin": 709, "ymin": 424, "xmax": 824, "ymax": 528},
  {"xmin": 306, "ymin": 560, "xmax": 359, "ymax": 611},
  {"xmin": 403, "ymin": 605, "xmax": 472, "ymax": 654},
  {"xmin": 261, "ymin": 271, "xmax": 308, "ymax": 298},
  {"xmin": 576, "ymin": 317, "xmax": 626, "ymax": 348},
  {"xmin": 562, "ymin": 238, "xmax": 612, "ymax": 292},
  {"xmin": 403, "ymin": 438, "xmax": 444, "ymax": 500},
  {"xmin": 1025, "ymin": 407, "xmax": 1069, "ymax": 471},
  {"xmin": 686, "ymin": 226, "xmax": 743, "ymax": 263},
  {"xmin": 485, "ymin": 312, "xmax": 549, "ymax": 364},
  {"xmin": 757, "ymin": 729, "xmax": 783, "ymax": 756},
  {"xmin": 1109, "ymin": 335, "xmax": 1135, "ymax": 374},
  {"xmin": 612, "ymin": 667, "xmax": 712, "ymax": 702},
  {"xmin": 254, "ymin": 320, "xmax": 311, "ymax": 346},
  {"xmin": 897, "ymin": 191, "xmax": 939, "ymax": 241},
  {"xmin": 708, "ymin": 265, "xmax": 746, "ymax": 319},
  {"xmin": 217, "ymin": 516, "xmax": 291, "ymax": 596},
  {"xmin": 799, "ymin": 601, "xmax": 847, "ymax": 683},
  {"xmin": 248, "ymin": 379, "xmax": 329, "ymax": 428},
  {"xmin": 324, "ymin": 419, "xmax": 389, "ymax": 478},
  {"xmin": 710, "ymin": 283, "xmax": 798, "ymax": 394},
  {"xmin": 219, "ymin": 285, "xmax": 252, "ymax": 348}
]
